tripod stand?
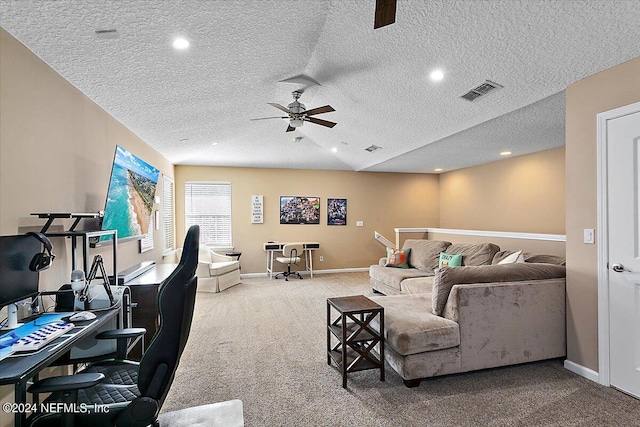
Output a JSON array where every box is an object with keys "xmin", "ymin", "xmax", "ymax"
[{"xmin": 85, "ymin": 254, "xmax": 116, "ymax": 308}]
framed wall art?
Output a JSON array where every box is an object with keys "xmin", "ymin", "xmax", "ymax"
[
  {"xmin": 327, "ymin": 198, "xmax": 347, "ymax": 225},
  {"xmin": 280, "ymin": 196, "xmax": 320, "ymax": 224}
]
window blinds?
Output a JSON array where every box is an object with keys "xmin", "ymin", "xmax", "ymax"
[
  {"xmin": 162, "ymin": 175, "xmax": 175, "ymax": 254},
  {"xmin": 184, "ymin": 182, "xmax": 232, "ymax": 247}
]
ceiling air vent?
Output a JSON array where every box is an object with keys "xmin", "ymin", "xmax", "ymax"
[
  {"xmin": 460, "ymin": 80, "xmax": 503, "ymax": 102},
  {"xmin": 365, "ymin": 144, "xmax": 382, "ymax": 152},
  {"xmin": 94, "ymin": 29, "xmax": 119, "ymax": 40}
]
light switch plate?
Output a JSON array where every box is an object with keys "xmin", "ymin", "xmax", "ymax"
[
  {"xmin": 584, "ymin": 228, "xmax": 595, "ymax": 244},
  {"xmin": 356, "ymin": 221, "xmax": 364, "ymax": 227}
]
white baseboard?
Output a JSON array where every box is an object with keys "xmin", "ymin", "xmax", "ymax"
[
  {"xmin": 310, "ymin": 267, "xmax": 369, "ymax": 274},
  {"xmin": 564, "ymin": 359, "xmax": 600, "ymax": 383},
  {"xmin": 240, "ymin": 267, "xmax": 369, "ymax": 279}
]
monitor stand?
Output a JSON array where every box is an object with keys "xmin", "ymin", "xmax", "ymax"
[{"xmin": 2, "ymin": 303, "xmax": 22, "ymax": 330}]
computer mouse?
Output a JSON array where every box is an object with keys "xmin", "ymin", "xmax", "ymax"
[{"xmin": 69, "ymin": 311, "xmax": 97, "ymax": 321}]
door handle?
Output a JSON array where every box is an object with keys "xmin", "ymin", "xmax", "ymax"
[{"xmin": 611, "ymin": 263, "xmax": 631, "ymax": 273}]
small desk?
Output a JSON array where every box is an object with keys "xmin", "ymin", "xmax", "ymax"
[
  {"xmin": 263, "ymin": 242, "xmax": 320, "ymax": 279},
  {"xmin": 0, "ymin": 309, "xmax": 120, "ymax": 427}
]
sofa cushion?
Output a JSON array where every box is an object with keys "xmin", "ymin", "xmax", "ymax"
[
  {"xmin": 208, "ymin": 261, "xmax": 239, "ymax": 277},
  {"xmin": 492, "ymin": 250, "xmax": 566, "ymax": 266},
  {"xmin": 369, "ymin": 265, "xmax": 433, "ymax": 292},
  {"xmin": 384, "ymin": 247, "xmax": 411, "ymax": 268},
  {"xmin": 402, "ymin": 240, "xmax": 451, "ymax": 271},
  {"xmin": 445, "ymin": 243, "xmax": 500, "ymax": 266},
  {"xmin": 369, "ymin": 294, "xmax": 460, "ymax": 356},
  {"xmin": 400, "ymin": 277, "xmax": 434, "ymax": 294},
  {"xmin": 431, "ymin": 262, "xmax": 567, "ymax": 315}
]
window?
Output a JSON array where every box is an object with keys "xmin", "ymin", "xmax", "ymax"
[
  {"xmin": 139, "ymin": 213, "xmax": 154, "ymax": 253},
  {"xmin": 185, "ymin": 182, "xmax": 232, "ymax": 248},
  {"xmin": 162, "ymin": 175, "xmax": 175, "ymax": 255}
]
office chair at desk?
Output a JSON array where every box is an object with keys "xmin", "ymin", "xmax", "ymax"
[
  {"xmin": 274, "ymin": 243, "xmax": 304, "ymax": 281},
  {"xmin": 27, "ymin": 225, "xmax": 200, "ymax": 427}
]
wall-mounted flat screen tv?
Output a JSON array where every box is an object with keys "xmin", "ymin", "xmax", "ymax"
[{"xmin": 100, "ymin": 146, "xmax": 160, "ymax": 243}]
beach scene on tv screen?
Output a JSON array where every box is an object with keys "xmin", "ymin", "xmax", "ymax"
[{"xmin": 102, "ymin": 146, "xmax": 159, "ymax": 240}]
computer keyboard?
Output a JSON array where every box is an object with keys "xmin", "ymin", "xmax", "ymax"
[{"xmin": 11, "ymin": 321, "xmax": 75, "ymax": 352}]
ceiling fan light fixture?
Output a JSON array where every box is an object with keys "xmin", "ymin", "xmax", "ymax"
[{"xmin": 290, "ymin": 118, "xmax": 304, "ymax": 128}]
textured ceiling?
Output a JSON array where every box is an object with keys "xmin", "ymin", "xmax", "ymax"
[{"xmin": 1, "ymin": 1, "xmax": 639, "ymax": 173}]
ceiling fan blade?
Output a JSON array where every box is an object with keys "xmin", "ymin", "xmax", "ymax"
[
  {"xmin": 250, "ymin": 116, "xmax": 288, "ymax": 121},
  {"xmin": 268, "ymin": 103, "xmax": 293, "ymax": 114},
  {"xmin": 285, "ymin": 125, "xmax": 296, "ymax": 132},
  {"xmin": 307, "ymin": 117, "xmax": 337, "ymax": 128},
  {"xmin": 303, "ymin": 105, "xmax": 335, "ymax": 116},
  {"xmin": 374, "ymin": 0, "xmax": 397, "ymax": 29}
]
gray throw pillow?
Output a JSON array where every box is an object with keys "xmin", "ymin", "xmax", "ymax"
[
  {"xmin": 445, "ymin": 243, "xmax": 500, "ymax": 266},
  {"xmin": 401, "ymin": 240, "xmax": 451, "ymax": 271}
]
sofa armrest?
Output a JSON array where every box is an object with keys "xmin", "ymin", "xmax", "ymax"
[
  {"xmin": 211, "ymin": 251, "xmax": 234, "ymax": 262},
  {"xmin": 378, "ymin": 257, "xmax": 387, "ymax": 266},
  {"xmin": 196, "ymin": 262, "xmax": 211, "ymax": 278},
  {"xmin": 443, "ymin": 278, "xmax": 566, "ymax": 372}
]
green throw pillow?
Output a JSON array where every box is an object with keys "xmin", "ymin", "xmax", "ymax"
[
  {"xmin": 438, "ymin": 252, "xmax": 462, "ymax": 268},
  {"xmin": 385, "ymin": 248, "xmax": 411, "ymax": 268}
]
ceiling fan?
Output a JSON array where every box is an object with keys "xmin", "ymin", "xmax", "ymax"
[
  {"xmin": 251, "ymin": 91, "xmax": 336, "ymax": 133},
  {"xmin": 374, "ymin": 0, "xmax": 397, "ymax": 29}
]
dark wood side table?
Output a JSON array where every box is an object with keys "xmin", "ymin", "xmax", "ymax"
[{"xmin": 327, "ymin": 295, "xmax": 385, "ymax": 388}]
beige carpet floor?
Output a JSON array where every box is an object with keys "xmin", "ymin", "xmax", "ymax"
[{"xmin": 162, "ymin": 272, "xmax": 640, "ymax": 426}]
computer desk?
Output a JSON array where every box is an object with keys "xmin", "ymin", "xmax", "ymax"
[
  {"xmin": 263, "ymin": 242, "xmax": 320, "ymax": 279},
  {"xmin": 0, "ymin": 309, "xmax": 120, "ymax": 427}
]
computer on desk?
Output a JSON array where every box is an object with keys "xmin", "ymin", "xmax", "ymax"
[{"xmin": 0, "ymin": 235, "xmax": 41, "ymax": 330}]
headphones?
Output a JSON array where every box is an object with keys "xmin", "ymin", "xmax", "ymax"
[{"xmin": 27, "ymin": 232, "xmax": 55, "ymax": 272}]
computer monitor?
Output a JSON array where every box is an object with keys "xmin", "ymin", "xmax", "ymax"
[{"xmin": 0, "ymin": 235, "xmax": 41, "ymax": 329}]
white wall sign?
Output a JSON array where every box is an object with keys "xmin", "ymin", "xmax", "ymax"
[{"xmin": 251, "ymin": 195, "xmax": 264, "ymax": 223}]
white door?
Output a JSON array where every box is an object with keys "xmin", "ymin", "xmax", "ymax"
[{"xmin": 608, "ymin": 107, "xmax": 640, "ymax": 398}]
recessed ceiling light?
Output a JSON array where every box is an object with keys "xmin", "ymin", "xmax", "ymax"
[
  {"xmin": 331, "ymin": 147, "xmax": 338, "ymax": 153},
  {"xmin": 173, "ymin": 37, "xmax": 190, "ymax": 50},
  {"xmin": 211, "ymin": 142, "xmax": 219, "ymax": 146},
  {"xmin": 429, "ymin": 69, "xmax": 445, "ymax": 82},
  {"xmin": 434, "ymin": 168, "xmax": 443, "ymax": 172},
  {"xmin": 500, "ymin": 151, "xmax": 512, "ymax": 156}
]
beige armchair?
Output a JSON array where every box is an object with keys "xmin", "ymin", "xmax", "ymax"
[{"xmin": 177, "ymin": 244, "xmax": 241, "ymax": 292}]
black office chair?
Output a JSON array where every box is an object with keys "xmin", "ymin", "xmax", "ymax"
[{"xmin": 28, "ymin": 225, "xmax": 200, "ymax": 427}]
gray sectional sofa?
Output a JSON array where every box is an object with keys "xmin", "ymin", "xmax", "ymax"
[{"xmin": 368, "ymin": 239, "xmax": 567, "ymax": 387}]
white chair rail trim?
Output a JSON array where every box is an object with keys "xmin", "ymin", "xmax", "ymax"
[{"xmin": 394, "ymin": 227, "xmax": 566, "ymax": 249}]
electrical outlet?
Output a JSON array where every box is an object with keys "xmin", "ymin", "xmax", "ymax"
[{"xmin": 319, "ymin": 255, "xmax": 324, "ymax": 262}]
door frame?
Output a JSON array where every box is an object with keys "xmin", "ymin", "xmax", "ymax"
[{"xmin": 596, "ymin": 100, "xmax": 640, "ymax": 386}]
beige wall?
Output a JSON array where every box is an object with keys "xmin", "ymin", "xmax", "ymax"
[
  {"xmin": 0, "ymin": 28, "xmax": 175, "ymax": 289},
  {"xmin": 439, "ymin": 147, "xmax": 566, "ymax": 234},
  {"xmin": 565, "ymin": 56, "xmax": 640, "ymax": 372},
  {"xmin": 0, "ymin": 28, "xmax": 175, "ymax": 426},
  {"xmin": 174, "ymin": 166, "xmax": 440, "ymax": 274}
]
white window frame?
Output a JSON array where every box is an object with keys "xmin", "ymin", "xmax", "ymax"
[
  {"xmin": 139, "ymin": 212, "xmax": 154, "ymax": 253},
  {"xmin": 184, "ymin": 181, "xmax": 232, "ymax": 249},
  {"xmin": 162, "ymin": 175, "xmax": 175, "ymax": 255}
]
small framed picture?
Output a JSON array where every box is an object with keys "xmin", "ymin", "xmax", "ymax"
[{"xmin": 327, "ymin": 198, "xmax": 347, "ymax": 226}]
